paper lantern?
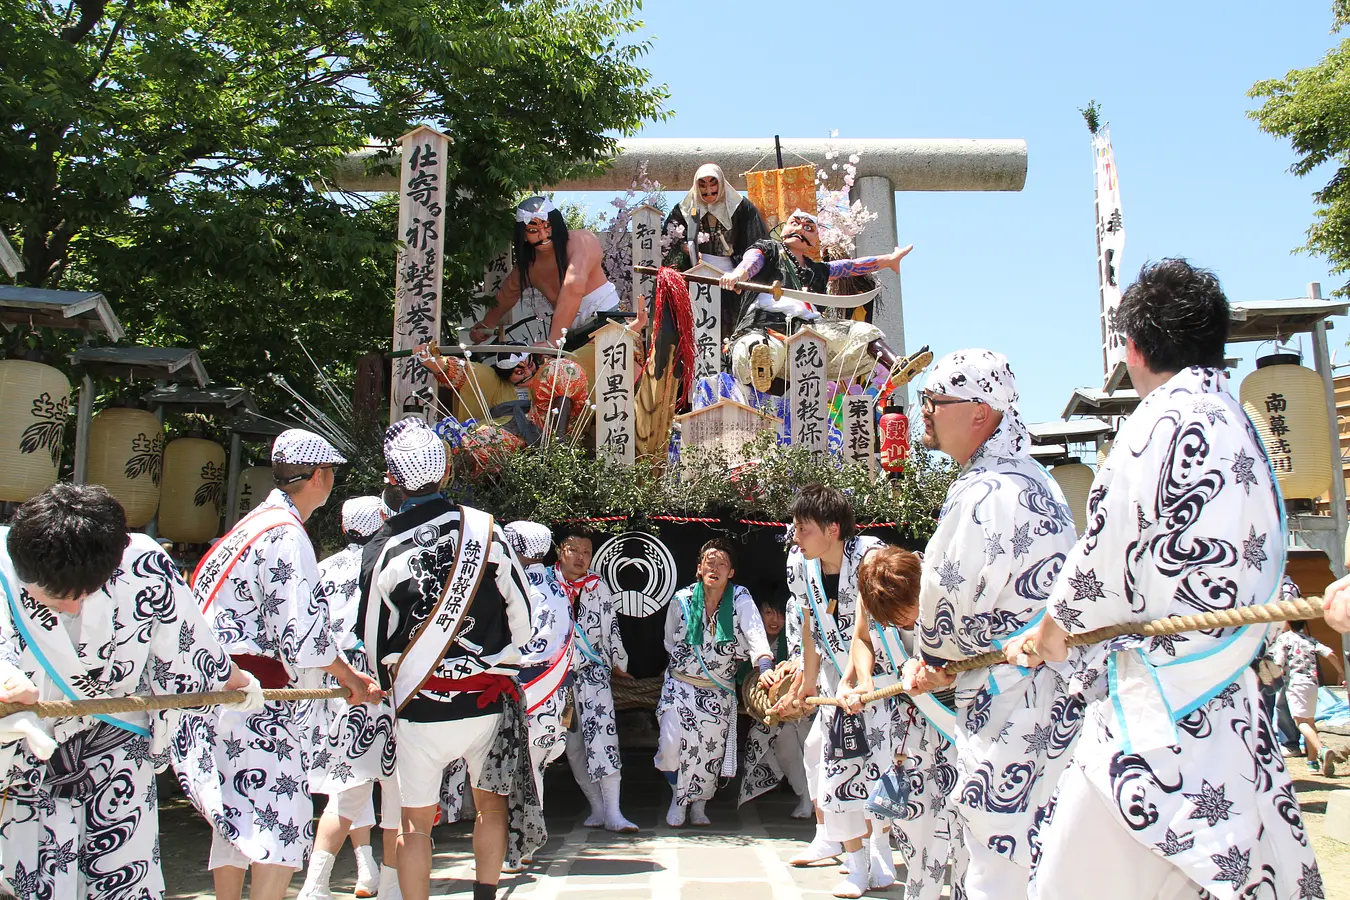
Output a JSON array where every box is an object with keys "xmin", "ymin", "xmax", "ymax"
[
  {"xmin": 879, "ymin": 409, "xmax": 910, "ymax": 473},
  {"xmin": 1051, "ymin": 462, "xmax": 1095, "ymax": 536},
  {"xmin": 1241, "ymin": 354, "xmax": 1334, "ymax": 500},
  {"xmin": 0, "ymin": 360, "xmax": 71, "ymax": 502},
  {"xmin": 1096, "ymin": 439, "xmax": 1113, "ymax": 469},
  {"xmin": 157, "ymin": 438, "xmax": 226, "ymax": 543},
  {"xmin": 233, "ymin": 466, "xmax": 274, "ymax": 522},
  {"xmin": 87, "ymin": 408, "xmax": 163, "ymax": 528}
]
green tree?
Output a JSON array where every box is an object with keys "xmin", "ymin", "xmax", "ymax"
[
  {"xmin": 0, "ymin": 0, "xmax": 668, "ymax": 405},
  {"xmin": 1249, "ymin": 3, "xmax": 1350, "ymax": 296}
]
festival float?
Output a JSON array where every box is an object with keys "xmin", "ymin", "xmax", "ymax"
[{"xmin": 374, "ymin": 131, "xmax": 956, "ymax": 717}]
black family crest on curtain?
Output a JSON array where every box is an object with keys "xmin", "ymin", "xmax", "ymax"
[{"xmin": 590, "ymin": 523, "xmax": 919, "ymax": 678}]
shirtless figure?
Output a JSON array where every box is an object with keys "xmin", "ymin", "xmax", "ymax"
[{"xmin": 471, "ymin": 196, "xmax": 623, "ymax": 347}]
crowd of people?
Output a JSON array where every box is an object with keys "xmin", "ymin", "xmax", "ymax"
[{"xmin": 0, "ymin": 255, "xmax": 1346, "ymax": 900}]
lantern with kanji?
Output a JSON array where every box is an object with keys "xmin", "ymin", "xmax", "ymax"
[
  {"xmin": 879, "ymin": 407, "xmax": 910, "ymax": 473},
  {"xmin": 158, "ymin": 437, "xmax": 226, "ymax": 544},
  {"xmin": 1240, "ymin": 352, "xmax": 1333, "ymax": 500},
  {"xmin": 0, "ymin": 359, "xmax": 71, "ymax": 502},
  {"xmin": 87, "ymin": 406, "xmax": 163, "ymax": 528}
]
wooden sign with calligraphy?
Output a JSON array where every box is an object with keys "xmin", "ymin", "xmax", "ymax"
[
  {"xmin": 786, "ymin": 326, "xmax": 828, "ymax": 456},
  {"xmin": 631, "ymin": 204, "xmax": 662, "ymax": 318},
  {"xmin": 684, "ymin": 262, "xmax": 723, "ymax": 384},
  {"xmin": 841, "ymin": 390, "xmax": 876, "ymax": 472},
  {"xmin": 391, "ymin": 125, "xmax": 450, "ymax": 422},
  {"xmin": 594, "ymin": 321, "xmax": 640, "ymax": 465},
  {"xmin": 673, "ymin": 399, "xmax": 781, "ymax": 473},
  {"xmin": 481, "ymin": 247, "xmax": 512, "ymax": 299}
]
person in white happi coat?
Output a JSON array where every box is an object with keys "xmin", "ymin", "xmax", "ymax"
[
  {"xmin": 1004, "ymin": 260, "xmax": 1325, "ymax": 900},
  {"xmin": 502, "ymin": 519, "xmax": 570, "ymax": 872},
  {"xmin": 553, "ymin": 531, "xmax": 639, "ymax": 833},
  {"xmin": 0, "ymin": 483, "xmax": 256, "ymax": 900},
  {"xmin": 771, "ymin": 485, "xmax": 887, "ymax": 899},
  {"xmin": 840, "ymin": 546, "xmax": 962, "ymax": 900},
  {"xmin": 899, "ymin": 349, "xmax": 1084, "ymax": 900},
  {"xmin": 360, "ymin": 418, "xmax": 542, "ymax": 900},
  {"xmin": 174, "ymin": 430, "xmax": 382, "ymax": 900},
  {"xmin": 738, "ymin": 593, "xmax": 814, "ymax": 819},
  {"xmin": 655, "ymin": 538, "xmax": 773, "ymax": 827},
  {"xmin": 297, "ymin": 497, "xmax": 401, "ymax": 900}
]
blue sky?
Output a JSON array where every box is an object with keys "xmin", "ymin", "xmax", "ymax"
[{"xmin": 566, "ymin": 0, "xmax": 1347, "ymax": 424}]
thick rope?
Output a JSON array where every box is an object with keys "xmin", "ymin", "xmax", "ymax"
[
  {"xmin": 0, "ymin": 687, "xmax": 350, "ymax": 720},
  {"xmin": 742, "ymin": 596, "xmax": 1324, "ymax": 721}
]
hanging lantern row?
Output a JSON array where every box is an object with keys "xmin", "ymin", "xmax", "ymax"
[{"xmin": 0, "ymin": 360, "xmax": 71, "ymax": 503}]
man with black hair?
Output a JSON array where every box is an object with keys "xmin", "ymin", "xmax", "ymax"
[
  {"xmin": 739, "ymin": 591, "xmax": 815, "ymax": 819},
  {"xmin": 655, "ymin": 538, "xmax": 772, "ymax": 827},
  {"xmin": 553, "ymin": 529, "xmax": 639, "ymax": 833},
  {"xmin": 299, "ymin": 496, "xmax": 401, "ymax": 900},
  {"xmin": 901, "ymin": 349, "xmax": 1082, "ymax": 900},
  {"xmin": 773, "ymin": 484, "xmax": 890, "ymax": 898},
  {"xmin": 0, "ymin": 483, "xmax": 251, "ymax": 900},
  {"xmin": 175, "ymin": 429, "xmax": 381, "ymax": 900},
  {"xmin": 360, "ymin": 417, "xmax": 541, "ymax": 900},
  {"xmin": 1005, "ymin": 259, "xmax": 1322, "ymax": 899},
  {"xmin": 470, "ymin": 196, "xmax": 624, "ymax": 348}
]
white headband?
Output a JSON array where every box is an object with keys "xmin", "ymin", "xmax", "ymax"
[
  {"xmin": 516, "ymin": 196, "xmax": 557, "ymax": 224},
  {"xmin": 788, "ymin": 209, "xmax": 818, "ymax": 224}
]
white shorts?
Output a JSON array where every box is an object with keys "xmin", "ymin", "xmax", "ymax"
[
  {"xmin": 573, "ymin": 282, "xmax": 621, "ymax": 327},
  {"xmin": 325, "ymin": 775, "xmax": 402, "ymax": 830},
  {"xmin": 396, "ymin": 715, "xmax": 501, "ymax": 808},
  {"xmin": 1286, "ymin": 681, "xmax": 1319, "ymax": 720}
]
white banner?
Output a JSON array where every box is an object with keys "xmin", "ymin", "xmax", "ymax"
[
  {"xmin": 1093, "ymin": 125, "xmax": 1127, "ymax": 387},
  {"xmin": 841, "ymin": 390, "xmax": 875, "ymax": 471},
  {"xmin": 594, "ymin": 322, "xmax": 639, "ymax": 465},
  {"xmin": 391, "ymin": 126, "xmax": 450, "ymax": 422},
  {"xmin": 685, "ymin": 262, "xmax": 723, "ymax": 383},
  {"xmin": 632, "ymin": 204, "xmax": 661, "ymax": 317},
  {"xmin": 787, "ymin": 326, "xmax": 828, "ymax": 456}
]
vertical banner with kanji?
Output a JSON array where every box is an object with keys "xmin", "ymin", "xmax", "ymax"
[
  {"xmin": 594, "ymin": 322, "xmax": 639, "ymax": 465},
  {"xmin": 685, "ymin": 262, "xmax": 723, "ymax": 383},
  {"xmin": 632, "ymin": 204, "xmax": 661, "ymax": 318},
  {"xmin": 391, "ymin": 125, "xmax": 450, "ymax": 423},
  {"xmin": 1092, "ymin": 125, "xmax": 1127, "ymax": 388},
  {"xmin": 787, "ymin": 327, "xmax": 828, "ymax": 456},
  {"xmin": 842, "ymin": 390, "xmax": 875, "ymax": 471}
]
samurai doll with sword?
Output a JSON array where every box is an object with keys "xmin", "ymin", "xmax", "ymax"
[
  {"xmin": 358, "ymin": 417, "xmax": 542, "ymax": 900},
  {"xmin": 0, "ymin": 483, "xmax": 255, "ymax": 900},
  {"xmin": 718, "ymin": 209, "xmax": 912, "ymax": 393}
]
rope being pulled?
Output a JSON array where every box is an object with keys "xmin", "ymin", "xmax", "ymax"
[
  {"xmin": 740, "ymin": 596, "xmax": 1325, "ymax": 721},
  {"xmin": 0, "ymin": 687, "xmax": 350, "ymax": 720}
]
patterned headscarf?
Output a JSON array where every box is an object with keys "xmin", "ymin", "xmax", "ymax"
[
  {"xmin": 923, "ymin": 348, "xmax": 1028, "ymax": 458},
  {"xmin": 341, "ymin": 496, "xmax": 385, "ymax": 538},
  {"xmin": 504, "ymin": 520, "xmax": 552, "ymax": 561},
  {"xmin": 383, "ymin": 417, "xmax": 447, "ymax": 492},
  {"xmin": 272, "ymin": 429, "xmax": 347, "ymax": 465}
]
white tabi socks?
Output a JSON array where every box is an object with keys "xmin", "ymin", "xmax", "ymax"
[
  {"xmin": 377, "ymin": 865, "xmax": 403, "ymax": 900},
  {"xmin": 868, "ymin": 829, "xmax": 897, "ymax": 889},
  {"xmin": 354, "ymin": 845, "xmax": 379, "ymax": 897},
  {"xmin": 832, "ymin": 847, "xmax": 870, "ymax": 899},
  {"xmin": 666, "ymin": 795, "xmax": 687, "ymax": 827},
  {"xmin": 688, "ymin": 800, "xmax": 710, "ymax": 827},
  {"xmin": 600, "ymin": 773, "xmax": 639, "ymax": 833},
  {"xmin": 297, "ymin": 849, "xmax": 336, "ymax": 900},
  {"xmin": 578, "ymin": 776, "xmax": 604, "ymax": 828},
  {"xmin": 789, "ymin": 824, "xmax": 843, "ymax": 866}
]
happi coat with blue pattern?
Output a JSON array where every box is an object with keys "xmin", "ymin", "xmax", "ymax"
[
  {"xmin": 917, "ymin": 408, "xmax": 1084, "ymax": 875},
  {"xmin": 1034, "ymin": 367, "xmax": 1321, "ymax": 900}
]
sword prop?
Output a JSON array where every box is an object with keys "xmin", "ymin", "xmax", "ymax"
[{"xmin": 633, "ymin": 265, "xmax": 880, "ymax": 309}]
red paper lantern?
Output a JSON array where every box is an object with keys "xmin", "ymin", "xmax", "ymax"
[{"xmin": 879, "ymin": 409, "xmax": 910, "ymax": 473}]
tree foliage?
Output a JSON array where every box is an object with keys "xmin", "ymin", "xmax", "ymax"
[
  {"xmin": 1249, "ymin": 4, "xmax": 1350, "ymax": 296},
  {"xmin": 0, "ymin": 0, "xmax": 668, "ymax": 405}
]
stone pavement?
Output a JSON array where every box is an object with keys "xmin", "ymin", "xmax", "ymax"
[{"xmin": 162, "ymin": 756, "xmax": 917, "ymax": 899}]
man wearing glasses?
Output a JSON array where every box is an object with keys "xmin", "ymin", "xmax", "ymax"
[
  {"xmin": 901, "ymin": 351, "xmax": 1084, "ymax": 900},
  {"xmin": 177, "ymin": 429, "xmax": 382, "ymax": 900}
]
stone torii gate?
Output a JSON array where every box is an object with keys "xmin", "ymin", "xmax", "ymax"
[{"xmin": 335, "ymin": 136, "xmax": 1027, "ymax": 397}]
